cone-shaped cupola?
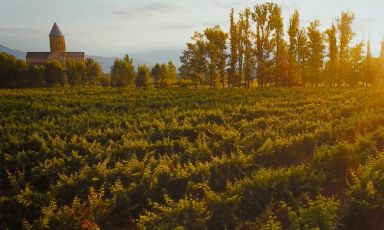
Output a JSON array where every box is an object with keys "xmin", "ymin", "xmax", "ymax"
[
  {"xmin": 49, "ymin": 22, "xmax": 66, "ymax": 52},
  {"xmin": 49, "ymin": 22, "xmax": 64, "ymax": 37}
]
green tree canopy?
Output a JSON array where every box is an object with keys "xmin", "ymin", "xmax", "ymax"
[
  {"xmin": 136, "ymin": 65, "xmax": 152, "ymax": 88},
  {"xmin": 44, "ymin": 61, "xmax": 66, "ymax": 87},
  {"xmin": 111, "ymin": 54, "xmax": 135, "ymax": 87}
]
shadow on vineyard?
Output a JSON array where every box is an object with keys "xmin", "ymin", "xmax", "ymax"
[{"xmin": 1, "ymin": 87, "xmax": 384, "ymax": 229}]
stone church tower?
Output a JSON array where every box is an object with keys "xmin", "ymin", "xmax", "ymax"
[
  {"xmin": 49, "ymin": 22, "xmax": 66, "ymax": 52},
  {"xmin": 26, "ymin": 22, "xmax": 85, "ymax": 66}
]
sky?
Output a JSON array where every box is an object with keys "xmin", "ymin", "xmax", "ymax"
[{"xmin": 0, "ymin": 0, "xmax": 383, "ymax": 57}]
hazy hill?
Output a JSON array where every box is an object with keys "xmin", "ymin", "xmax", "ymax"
[
  {"xmin": 0, "ymin": 44, "xmax": 182, "ymax": 73},
  {"xmin": 0, "ymin": 44, "xmax": 26, "ymax": 60}
]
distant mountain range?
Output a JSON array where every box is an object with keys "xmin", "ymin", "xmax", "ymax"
[
  {"xmin": 0, "ymin": 44, "xmax": 183, "ymax": 73},
  {"xmin": 0, "ymin": 44, "xmax": 27, "ymax": 60}
]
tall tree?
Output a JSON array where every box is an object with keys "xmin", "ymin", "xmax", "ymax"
[
  {"xmin": 167, "ymin": 61, "xmax": 177, "ymax": 87},
  {"xmin": 237, "ymin": 12, "xmax": 245, "ymax": 87},
  {"xmin": 151, "ymin": 63, "xmax": 162, "ymax": 87},
  {"xmin": 349, "ymin": 41, "xmax": 364, "ymax": 86},
  {"xmin": 287, "ymin": 10, "xmax": 300, "ymax": 86},
  {"xmin": 337, "ymin": 12, "xmax": 355, "ymax": 85},
  {"xmin": 325, "ymin": 24, "xmax": 338, "ymax": 85},
  {"xmin": 161, "ymin": 63, "xmax": 169, "ymax": 87},
  {"xmin": 179, "ymin": 32, "xmax": 207, "ymax": 88},
  {"xmin": 204, "ymin": 25, "xmax": 228, "ymax": 88},
  {"xmin": 111, "ymin": 54, "xmax": 135, "ymax": 87},
  {"xmin": 242, "ymin": 8, "xmax": 255, "ymax": 88},
  {"xmin": 85, "ymin": 58, "xmax": 103, "ymax": 85},
  {"xmin": 365, "ymin": 40, "xmax": 373, "ymax": 85},
  {"xmin": 380, "ymin": 39, "xmax": 384, "ymax": 81},
  {"xmin": 297, "ymin": 28, "xmax": 309, "ymax": 86},
  {"xmin": 136, "ymin": 65, "xmax": 152, "ymax": 88},
  {"xmin": 228, "ymin": 8, "xmax": 239, "ymax": 88},
  {"xmin": 253, "ymin": 3, "xmax": 274, "ymax": 86},
  {"xmin": 307, "ymin": 20, "xmax": 324, "ymax": 86},
  {"xmin": 269, "ymin": 3, "xmax": 285, "ymax": 86}
]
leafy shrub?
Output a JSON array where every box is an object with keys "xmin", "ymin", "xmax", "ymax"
[
  {"xmin": 313, "ymin": 143, "xmax": 359, "ymax": 181},
  {"xmin": 342, "ymin": 174, "xmax": 384, "ymax": 230},
  {"xmin": 0, "ymin": 87, "xmax": 382, "ymax": 229},
  {"xmin": 138, "ymin": 196, "xmax": 210, "ymax": 229},
  {"xmin": 289, "ymin": 195, "xmax": 340, "ymax": 230}
]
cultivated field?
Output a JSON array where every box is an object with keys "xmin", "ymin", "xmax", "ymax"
[{"xmin": 1, "ymin": 87, "xmax": 384, "ymax": 229}]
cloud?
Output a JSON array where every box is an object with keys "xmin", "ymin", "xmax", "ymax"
[
  {"xmin": 106, "ymin": 2, "xmax": 185, "ymax": 19},
  {"xmin": 212, "ymin": 0, "xmax": 231, "ymax": 9},
  {"xmin": 0, "ymin": 27, "xmax": 44, "ymax": 36},
  {"xmin": 278, "ymin": 2, "xmax": 299, "ymax": 12},
  {"xmin": 162, "ymin": 22, "xmax": 195, "ymax": 30}
]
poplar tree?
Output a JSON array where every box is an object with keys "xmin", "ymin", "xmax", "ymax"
[
  {"xmin": 270, "ymin": 3, "xmax": 285, "ymax": 86},
  {"xmin": 151, "ymin": 63, "xmax": 162, "ymax": 87},
  {"xmin": 365, "ymin": 40, "xmax": 373, "ymax": 85},
  {"xmin": 288, "ymin": 10, "xmax": 300, "ymax": 86},
  {"xmin": 242, "ymin": 8, "xmax": 255, "ymax": 88},
  {"xmin": 297, "ymin": 28, "xmax": 309, "ymax": 86},
  {"xmin": 237, "ymin": 12, "xmax": 245, "ymax": 87},
  {"xmin": 380, "ymin": 39, "xmax": 384, "ymax": 81},
  {"xmin": 167, "ymin": 61, "xmax": 177, "ymax": 87},
  {"xmin": 204, "ymin": 25, "xmax": 228, "ymax": 88},
  {"xmin": 349, "ymin": 41, "xmax": 364, "ymax": 86},
  {"xmin": 161, "ymin": 63, "xmax": 169, "ymax": 87},
  {"xmin": 307, "ymin": 20, "xmax": 324, "ymax": 86},
  {"xmin": 253, "ymin": 3, "xmax": 274, "ymax": 86},
  {"xmin": 228, "ymin": 8, "xmax": 239, "ymax": 88},
  {"xmin": 337, "ymin": 12, "xmax": 355, "ymax": 85},
  {"xmin": 325, "ymin": 24, "xmax": 338, "ymax": 86}
]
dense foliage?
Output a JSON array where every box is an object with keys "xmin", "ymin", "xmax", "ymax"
[
  {"xmin": 1, "ymin": 87, "xmax": 384, "ymax": 229},
  {"xmin": 0, "ymin": 52, "xmax": 106, "ymax": 88},
  {"xmin": 0, "ymin": 52, "xmax": 179, "ymax": 89},
  {"xmin": 3, "ymin": 4, "xmax": 384, "ymax": 90},
  {"xmin": 180, "ymin": 3, "xmax": 384, "ymax": 88}
]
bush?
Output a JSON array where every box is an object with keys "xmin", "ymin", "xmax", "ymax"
[
  {"xmin": 342, "ymin": 174, "xmax": 384, "ymax": 230},
  {"xmin": 313, "ymin": 143, "xmax": 359, "ymax": 181},
  {"xmin": 138, "ymin": 196, "xmax": 210, "ymax": 229},
  {"xmin": 289, "ymin": 195, "xmax": 340, "ymax": 230}
]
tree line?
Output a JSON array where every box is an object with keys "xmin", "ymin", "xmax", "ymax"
[
  {"xmin": 0, "ymin": 52, "xmax": 177, "ymax": 88},
  {"xmin": 180, "ymin": 2, "xmax": 384, "ymax": 88},
  {"xmin": 110, "ymin": 54, "xmax": 177, "ymax": 88},
  {"xmin": 2, "ymin": 3, "xmax": 384, "ymax": 89},
  {"xmin": 0, "ymin": 52, "xmax": 107, "ymax": 88}
]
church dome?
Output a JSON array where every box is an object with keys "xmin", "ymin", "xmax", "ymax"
[{"xmin": 49, "ymin": 22, "xmax": 64, "ymax": 37}]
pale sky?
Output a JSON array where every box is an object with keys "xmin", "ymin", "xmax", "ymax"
[{"xmin": 0, "ymin": 0, "xmax": 383, "ymax": 57}]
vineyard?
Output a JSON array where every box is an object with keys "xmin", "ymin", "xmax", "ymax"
[{"xmin": 1, "ymin": 87, "xmax": 384, "ymax": 229}]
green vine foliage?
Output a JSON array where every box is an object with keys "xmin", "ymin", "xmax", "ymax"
[{"xmin": 1, "ymin": 87, "xmax": 384, "ymax": 229}]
